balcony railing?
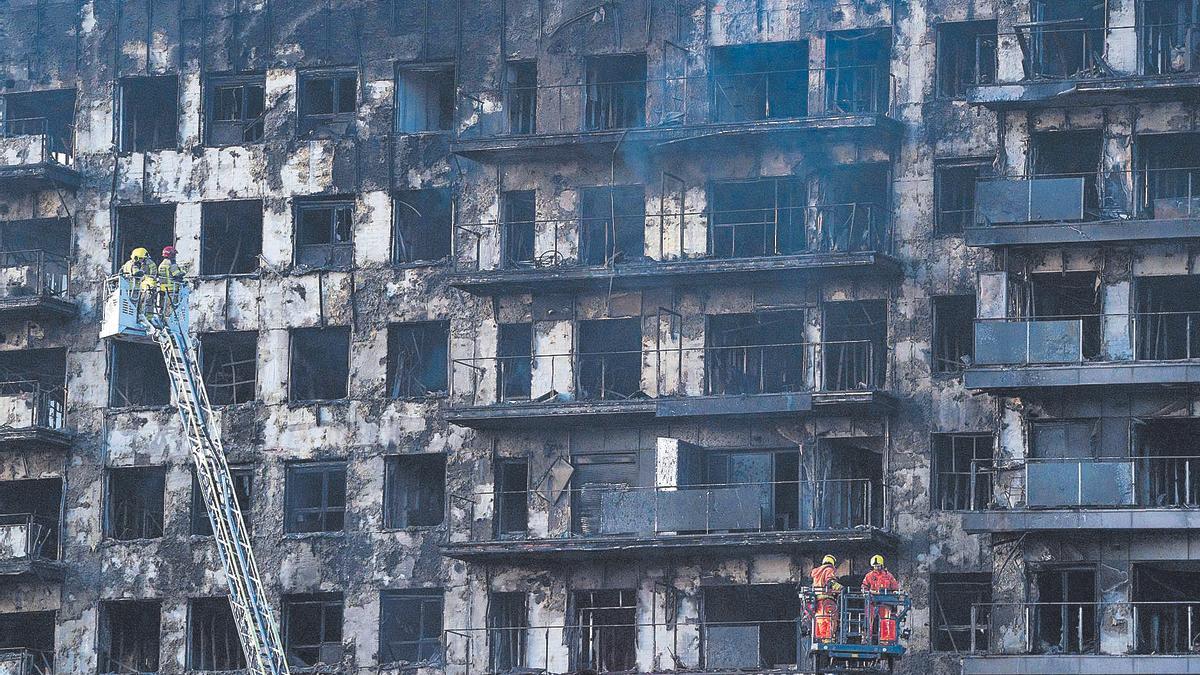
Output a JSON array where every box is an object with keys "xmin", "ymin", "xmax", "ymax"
[
  {"xmin": 987, "ymin": 22, "xmax": 1200, "ymax": 84},
  {"xmin": 454, "ymin": 478, "xmax": 880, "ymax": 544},
  {"xmin": 975, "ymin": 166, "xmax": 1200, "ymax": 227},
  {"xmin": 0, "ymin": 381, "xmax": 66, "ymax": 432},
  {"xmin": 0, "ymin": 649, "xmax": 54, "ymax": 675},
  {"xmin": 0, "ymin": 118, "xmax": 74, "ymax": 167},
  {"xmin": 0, "ymin": 250, "xmax": 70, "ymax": 302},
  {"xmin": 454, "ymin": 202, "xmax": 893, "ymax": 273},
  {"xmin": 456, "ymin": 64, "xmax": 894, "ymax": 140},
  {"xmin": 0, "ymin": 513, "xmax": 59, "ymax": 563},
  {"xmin": 984, "ymin": 455, "xmax": 1200, "ymax": 509},
  {"xmin": 451, "ymin": 340, "xmax": 880, "ymax": 408},
  {"xmin": 967, "ymin": 601, "xmax": 1200, "ymax": 656},
  {"xmin": 973, "ymin": 312, "xmax": 1200, "ymax": 367}
]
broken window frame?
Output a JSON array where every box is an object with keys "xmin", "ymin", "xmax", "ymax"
[
  {"xmin": 583, "ymin": 53, "xmax": 648, "ymax": 131},
  {"xmin": 379, "ymin": 589, "xmax": 444, "ymax": 665},
  {"xmin": 282, "ymin": 592, "xmax": 344, "ymax": 668},
  {"xmin": 1022, "ymin": 0, "xmax": 1108, "ymax": 81},
  {"xmin": 392, "ymin": 188, "xmax": 453, "ymax": 265},
  {"xmin": 501, "ymin": 190, "xmax": 537, "ymax": 268},
  {"xmin": 288, "ymin": 326, "xmax": 351, "ymax": 403},
  {"xmin": 205, "ymin": 73, "xmax": 266, "ymax": 146},
  {"xmin": 0, "ymin": 477, "xmax": 63, "ymax": 561},
  {"xmin": 294, "ymin": 197, "xmax": 354, "ymax": 268},
  {"xmin": 396, "ymin": 63, "xmax": 456, "ymax": 133},
  {"xmin": 572, "ymin": 589, "xmax": 637, "ymax": 673},
  {"xmin": 930, "ymin": 572, "xmax": 991, "ymax": 652},
  {"xmin": 932, "ymin": 433, "xmax": 994, "ymax": 511},
  {"xmin": 113, "ymin": 203, "xmax": 176, "ymax": 274},
  {"xmin": 935, "ymin": 160, "xmax": 990, "ymax": 235},
  {"xmin": 822, "ymin": 299, "xmax": 888, "ymax": 390},
  {"xmin": 701, "ymin": 584, "xmax": 805, "ymax": 668},
  {"xmin": 108, "ymin": 340, "xmax": 172, "ymax": 408},
  {"xmin": 1030, "ymin": 565, "xmax": 1098, "ymax": 655},
  {"xmin": 494, "ymin": 458, "xmax": 529, "ymax": 538},
  {"xmin": 99, "ymin": 600, "xmax": 162, "ymax": 675},
  {"xmin": 199, "ymin": 330, "xmax": 258, "ymax": 405},
  {"xmin": 932, "ymin": 294, "xmax": 976, "ymax": 373},
  {"xmin": 298, "ymin": 69, "xmax": 358, "ymax": 131},
  {"xmin": 504, "ymin": 60, "xmax": 537, "ymax": 135},
  {"xmin": 1134, "ymin": 133, "xmax": 1200, "ymax": 219},
  {"xmin": 497, "ymin": 322, "xmax": 533, "ymax": 402},
  {"xmin": 824, "ymin": 29, "xmax": 891, "ymax": 115},
  {"xmin": 575, "ymin": 317, "xmax": 643, "ymax": 401},
  {"xmin": 199, "ymin": 199, "xmax": 264, "ymax": 276},
  {"xmin": 935, "ymin": 20, "xmax": 999, "ymax": 98},
  {"xmin": 118, "ymin": 75, "xmax": 179, "ymax": 152},
  {"xmin": 704, "ymin": 311, "xmax": 808, "ymax": 396},
  {"xmin": 0, "ymin": 89, "xmax": 76, "ymax": 162},
  {"xmin": 0, "ymin": 610, "xmax": 56, "ymax": 671},
  {"xmin": 578, "ymin": 184, "xmax": 646, "ymax": 267},
  {"xmin": 707, "ymin": 177, "xmax": 806, "ymax": 259},
  {"xmin": 104, "ymin": 466, "xmax": 167, "ymax": 541},
  {"xmin": 284, "ymin": 461, "xmax": 347, "ymax": 534},
  {"xmin": 709, "ymin": 41, "xmax": 810, "ymax": 122},
  {"xmin": 187, "ymin": 596, "xmax": 247, "ymax": 671},
  {"xmin": 488, "ymin": 591, "xmax": 528, "ymax": 672},
  {"xmin": 383, "ymin": 453, "xmax": 446, "ymax": 529},
  {"xmin": 386, "ymin": 321, "xmax": 449, "ymax": 399},
  {"xmin": 191, "ymin": 465, "xmax": 253, "ymax": 536},
  {"xmin": 1139, "ymin": 0, "xmax": 1200, "ymax": 76}
]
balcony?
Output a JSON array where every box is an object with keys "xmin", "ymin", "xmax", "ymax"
[
  {"xmin": 442, "ymin": 478, "xmax": 890, "ymax": 562},
  {"xmin": 0, "ymin": 514, "xmax": 62, "ymax": 582},
  {"xmin": 447, "ymin": 340, "xmax": 891, "ymax": 428},
  {"xmin": 0, "ymin": 650, "xmax": 54, "ymax": 675},
  {"xmin": 0, "ymin": 250, "xmax": 74, "ymax": 319},
  {"xmin": 448, "ymin": 202, "xmax": 899, "ymax": 295},
  {"xmin": 0, "ymin": 381, "xmax": 69, "ymax": 451},
  {"xmin": 452, "ymin": 65, "xmax": 899, "ymax": 161},
  {"xmin": 961, "ymin": 601, "xmax": 1200, "ymax": 674},
  {"xmin": 967, "ymin": 167, "xmax": 1200, "ymax": 247},
  {"xmin": 0, "ymin": 118, "xmax": 79, "ymax": 191},
  {"xmin": 966, "ymin": 312, "xmax": 1200, "ymax": 391},
  {"xmin": 962, "ymin": 455, "xmax": 1200, "ymax": 533},
  {"xmin": 968, "ymin": 21, "xmax": 1200, "ymax": 110}
]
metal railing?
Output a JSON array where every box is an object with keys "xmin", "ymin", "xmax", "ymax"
[
  {"xmin": 968, "ymin": 600, "xmax": 1200, "ymax": 655},
  {"xmin": 973, "ymin": 311, "xmax": 1200, "ymax": 367},
  {"xmin": 992, "ymin": 22, "xmax": 1200, "ymax": 83},
  {"xmin": 453, "ymin": 202, "xmax": 893, "ymax": 273},
  {"xmin": 0, "ymin": 513, "xmax": 59, "ymax": 562},
  {"xmin": 983, "ymin": 455, "xmax": 1200, "ymax": 509},
  {"xmin": 0, "ymin": 649, "xmax": 54, "ymax": 675},
  {"xmin": 453, "ymin": 478, "xmax": 880, "ymax": 544},
  {"xmin": 457, "ymin": 64, "xmax": 895, "ymax": 139},
  {"xmin": 451, "ymin": 339, "xmax": 880, "ymax": 408},
  {"xmin": 0, "ymin": 380, "xmax": 66, "ymax": 431},
  {"xmin": 0, "ymin": 250, "xmax": 70, "ymax": 301},
  {"xmin": 975, "ymin": 166, "xmax": 1200, "ymax": 227},
  {"xmin": 0, "ymin": 117, "xmax": 74, "ymax": 166}
]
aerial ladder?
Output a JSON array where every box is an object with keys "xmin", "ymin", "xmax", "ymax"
[{"xmin": 102, "ymin": 275, "xmax": 290, "ymax": 675}]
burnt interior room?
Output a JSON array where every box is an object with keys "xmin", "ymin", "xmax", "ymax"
[
  {"xmin": 0, "ymin": 348, "xmax": 66, "ymax": 426},
  {"xmin": 816, "ymin": 163, "xmax": 890, "ymax": 251},
  {"xmin": 206, "ymin": 76, "xmax": 266, "ymax": 146},
  {"xmin": 1026, "ymin": 271, "xmax": 1102, "ymax": 359},
  {"xmin": 576, "ymin": 318, "xmax": 642, "ymax": 400},
  {"xmin": 1030, "ymin": 130, "xmax": 1103, "ymax": 216},
  {"xmin": 106, "ymin": 467, "xmax": 166, "ymax": 541},
  {"xmin": 200, "ymin": 331, "xmax": 258, "ymax": 405},
  {"xmin": 708, "ymin": 178, "xmax": 805, "ymax": 258},
  {"xmin": 825, "ymin": 29, "xmax": 890, "ymax": 113},
  {"xmin": 488, "ymin": 591, "xmax": 528, "ymax": 672},
  {"xmin": 1135, "ymin": 275, "xmax": 1200, "ymax": 360},
  {"xmin": 1031, "ymin": 566, "xmax": 1096, "ymax": 654},
  {"xmin": 496, "ymin": 322, "xmax": 533, "ymax": 402},
  {"xmin": 1134, "ymin": 418, "xmax": 1200, "ymax": 507},
  {"xmin": 705, "ymin": 311, "xmax": 807, "ymax": 396},
  {"xmin": 1024, "ymin": 0, "xmax": 1106, "ymax": 79},
  {"xmin": 290, "ymin": 327, "xmax": 350, "ymax": 402},
  {"xmin": 710, "ymin": 41, "xmax": 809, "ymax": 122},
  {"xmin": 501, "ymin": 190, "xmax": 537, "ymax": 268},
  {"xmin": 393, "ymin": 188, "xmax": 452, "ymax": 264},
  {"xmin": 189, "ymin": 597, "xmax": 247, "ymax": 671},
  {"xmin": 109, "ymin": 340, "xmax": 171, "ymax": 407},
  {"xmin": 0, "ymin": 477, "xmax": 62, "ymax": 559},
  {"xmin": 1132, "ymin": 562, "xmax": 1200, "ymax": 654},
  {"xmin": 118, "ymin": 76, "xmax": 178, "ymax": 152},
  {"xmin": 386, "ymin": 321, "xmax": 449, "ymax": 398},
  {"xmin": 584, "ymin": 54, "xmax": 647, "ymax": 131},
  {"xmin": 1, "ymin": 89, "xmax": 75, "ymax": 155},
  {"xmin": 578, "ymin": 185, "xmax": 645, "ymax": 266},
  {"xmin": 99, "ymin": 600, "xmax": 162, "ymax": 674},
  {"xmin": 823, "ymin": 300, "xmax": 886, "ymax": 389},
  {"xmin": 494, "ymin": 457, "xmax": 529, "ymax": 538},
  {"xmin": 805, "ymin": 439, "xmax": 883, "ymax": 529},
  {"xmin": 0, "ymin": 611, "xmax": 55, "ymax": 662},
  {"xmin": 1141, "ymin": 0, "xmax": 1200, "ymax": 75},
  {"xmin": 702, "ymin": 584, "xmax": 803, "ymax": 669},
  {"xmin": 113, "ymin": 204, "xmax": 175, "ymax": 273},
  {"xmin": 573, "ymin": 590, "xmax": 637, "ymax": 672},
  {"xmin": 294, "ymin": 197, "xmax": 353, "ymax": 268},
  {"xmin": 1136, "ymin": 133, "xmax": 1200, "ymax": 218},
  {"xmin": 200, "ymin": 200, "xmax": 263, "ymax": 275}
]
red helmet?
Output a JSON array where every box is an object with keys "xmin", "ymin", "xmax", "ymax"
[{"xmin": 162, "ymin": 246, "xmax": 176, "ymax": 258}]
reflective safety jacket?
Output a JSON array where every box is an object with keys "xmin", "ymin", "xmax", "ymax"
[
  {"xmin": 157, "ymin": 258, "xmax": 186, "ymax": 291},
  {"xmin": 864, "ymin": 568, "xmax": 900, "ymax": 593},
  {"xmin": 811, "ymin": 563, "xmax": 844, "ymax": 598}
]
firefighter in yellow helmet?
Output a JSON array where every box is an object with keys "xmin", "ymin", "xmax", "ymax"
[
  {"xmin": 863, "ymin": 554, "xmax": 900, "ymax": 645},
  {"xmin": 120, "ymin": 247, "xmax": 157, "ymax": 314},
  {"xmin": 811, "ymin": 554, "xmax": 844, "ymax": 643}
]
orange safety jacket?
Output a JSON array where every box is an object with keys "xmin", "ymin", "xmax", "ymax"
[
  {"xmin": 863, "ymin": 568, "xmax": 899, "ymax": 593},
  {"xmin": 811, "ymin": 563, "xmax": 843, "ymax": 598}
]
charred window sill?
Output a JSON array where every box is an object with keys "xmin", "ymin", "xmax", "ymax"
[{"xmin": 282, "ymin": 531, "xmax": 347, "ymax": 540}]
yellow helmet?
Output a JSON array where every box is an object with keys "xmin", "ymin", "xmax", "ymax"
[
  {"xmin": 131, "ymin": 247, "xmax": 149, "ymax": 260},
  {"xmin": 871, "ymin": 554, "xmax": 885, "ymax": 567},
  {"xmin": 822, "ymin": 554, "xmax": 837, "ymax": 566}
]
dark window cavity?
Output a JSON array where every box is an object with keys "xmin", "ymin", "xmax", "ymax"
[
  {"xmin": 825, "ymin": 29, "xmax": 890, "ymax": 114},
  {"xmin": 1135, "ymin": 133, "xmax": 1200, "ymax": 219},
  {"xmin": 114, "ymin": 204, "xmax": 175, "ymax": 274},
  {"xmin": 489, "ymin": 592, "xmax": 528, "ymax": 672},
  {"xmin": 283, "ymin": 593, "xmax": 344, "ymax": 668},
  {"xmin": 0, "ymin": 347, "xmax": 67, "ymax": 430},
  {"xmin": 579, "ymin": 185, "xmax": 645, "ymax": 266},
  {"xmin": 386, "ymin": 321, "xmax": 448, "ymax": 398},
  {"xmin": 379, "ymin": 590, "xmax": 444, "ymax": 664},
  {"xmin": 702, "ymin": 585, "xmax": 803, "ymax": 668},
  {"xmin": 711, "ymin": 41, "xmax": 809, "ymax": 122},
  {"xmin": 1028, "ymin": 270, "xmax": 1103, "ymax": 360},
  {"xmin": 191, "ymin": 466, "xmax": 253, "ymax": 536},
  {"xmin": 573, "ymin": 590, "xmax": 636, "ymax": 672},
  {"xmin": 0, "ymin": 477, "xmax": 61, "ymax": 561},
  {"xmin": 1141, "ymin": 0, "xmax": 1200, "ymax": 76},
  {"xmin": 936, "ymin": 21, "xmax": 998, "ymax": 98},
  {"xmin": 497, "ymin": 322, "xmax": 533, "ymax": 402},
  {"xmin": 289, "ymin": 326, "xmax": 350, "ymax": 402},
  {"xmin": 706, "ymin": 311, "xmax": 807, "ymax": 396},
  {"xmin": 99, "ymin": 600, "xmax": 161, "ymax": 674},
  {"xmin": 494, "ymin": 458, "xmax": 528, "ymax": 537},
  {"xmin": 815, "ymin": 163, "xmax": 891, "ymax": 252},
  {"xmin": 823, "ymin": 300, "xmax": 887, "ymax": 389},
  {"xmin": 505, "ymin": 60, "xmax": 537, "ymax": 134},
  {"xmin": 384, "ymin": 454, "xmax": 446, "ymax": 528},
  {"xmin": 109, "ymin": 340, "xmax": 171, "ymax": 407},
  {"xmin": 1031, "ymin": 567, "xmax": 1097, "ymax": 654},
  {"xmin": 206, "ymin": 75, "xmax": 265, "ymax": 145},
  {"xmin": 200, "ymin": 200, "xmax": 263, "ymax": 275},
  {"xmin": 393, "ymin": 188, "xmax": 452, "ymax": 264},
  {"xmin": 1135, "ymin": 274, "xmax": 1200, "ymax": 361},
  {"xmin": 188, "ymin": 597, "xmax": 247, "ymax": 670},
  {"xmin": 200, "ymin": 331, "xmax": 258, "ymax": 405},
  {"xmin": 397, "ymin": 65, "xmax": 455, "ymax": 133},
  {"xmin": 584, "ymin": 54, "xmax": 646, "ymax": 130},
  {"xmin": 119, "ymin": 76, "xmax": 178, "ymax": 152},
  {"xmin": 935, "ymin": 161, "xmax": 987, "ymax": 234},
  {"xmin": 1025, "ymin": 0, "xmax": 1105, "ymax": 80},
  {"xmin": 1, "ymin": 89, "xmax": 76, "ymax": 162},
  {"xmin": 933, "ymin": 295, "xmax": 976, "ymax": 373},
  {"xmin": 105, "ymin": 466, "xmax": 166, "ymax": 540},
  {"xmin": 708, "ymin": 178, "xmax": 805, "ymax": 258},
  {"xmin": 1031, "ymin": 130, "xmax": 1103, "ymax": 217},
  {"xmin": 576, "ymin": 318, "xmax": 642, "ymax": 401},
  {"xmin": 295, "ymin": 197, "xmax": 354, "ymax": 268},
  {"xmin": 931, "ymin": 573, "xmax": 991, "ymax": 652},
  {"xmin": 932, "ymin": 433, "xmax": 993, "ymax": 511},
  {"xmin": 501, "ymin": 190, "xmax": 537, "ymax": 268},
  {"xmin": 284, "ymin": 462, "xmax": 347, "ymax": 534},
  {"xmin": 299, "ymin": 70, "xmax": 357, "ymax": 133},
  {"xmin": 0, "ymin": 611, "xmax": 55, "ymax": 672}
]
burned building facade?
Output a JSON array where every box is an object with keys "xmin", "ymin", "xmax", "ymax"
[{"xmin": 1, "ymin": 0, "xmax": 1199, "ymax": 673}]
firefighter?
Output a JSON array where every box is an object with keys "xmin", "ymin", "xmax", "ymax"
[
  {"xmin": 120, "ymin": 247, "xmax": 156, "ymax": 314},
  {"xmin": 811, "ymin": 554, "xmax": 844, "ymax": 643},
  {"xmin": 156, "ymin": 245, "xmax": 187, "ymax": 313},
  {"xmin": 863, "ymin": 554, "xmax": 900, "ymax": 645}
]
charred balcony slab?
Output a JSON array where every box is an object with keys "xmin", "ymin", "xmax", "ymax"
[
  {"xmin": 962, "ymin": 654, "xmax": 1200, "ymax": 674},
  {"xmin": 965, "ymin": 217, "xmax": 1200, "ymax": 247},
  {"xmin": 963, "ymin": 509, "xmax": 1200, "ymax": 534},
  {"xmin": 964, "ymin": 362, "xmax": 1200, "ymax": 391},
  {"xmin": 0, "ymin": 122, "xmax": 80, "ymax": 192},
  {"xmin": 446, "ymin": 251, "xmax": 902, "ymax": 296},
  {"xmin": 445, "ymin": 398, "xmax": 658, "ymax": 429},
  {"xmin": 0, "ymin": 515, "xmax": 63, "ymax": 582},
  {"xmin": 654, "ymin": 390, "xmax": 895, "ymax": 418},
  {"xmin": 967, "ymin": 73, "xmax": 1200, "ymax": 111},
  {"xmin": 441, "ymin": 528, "xmax": 896, "ymax": 562}
]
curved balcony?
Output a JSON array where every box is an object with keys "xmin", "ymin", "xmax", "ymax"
[
  {"xmin": 0, "ymin": 250, "xmax": 74, "ymax": 319},
  {"xmin": 0, "ymin": 118, "xmax": 79, "ymax": 191},
  {"xmin": 0, "ymin": 514, "xmax": 63, "ymax": 582},
  {"xmin": 0, "ymin": 381, "xmax": 69, "ymax": 452}
]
